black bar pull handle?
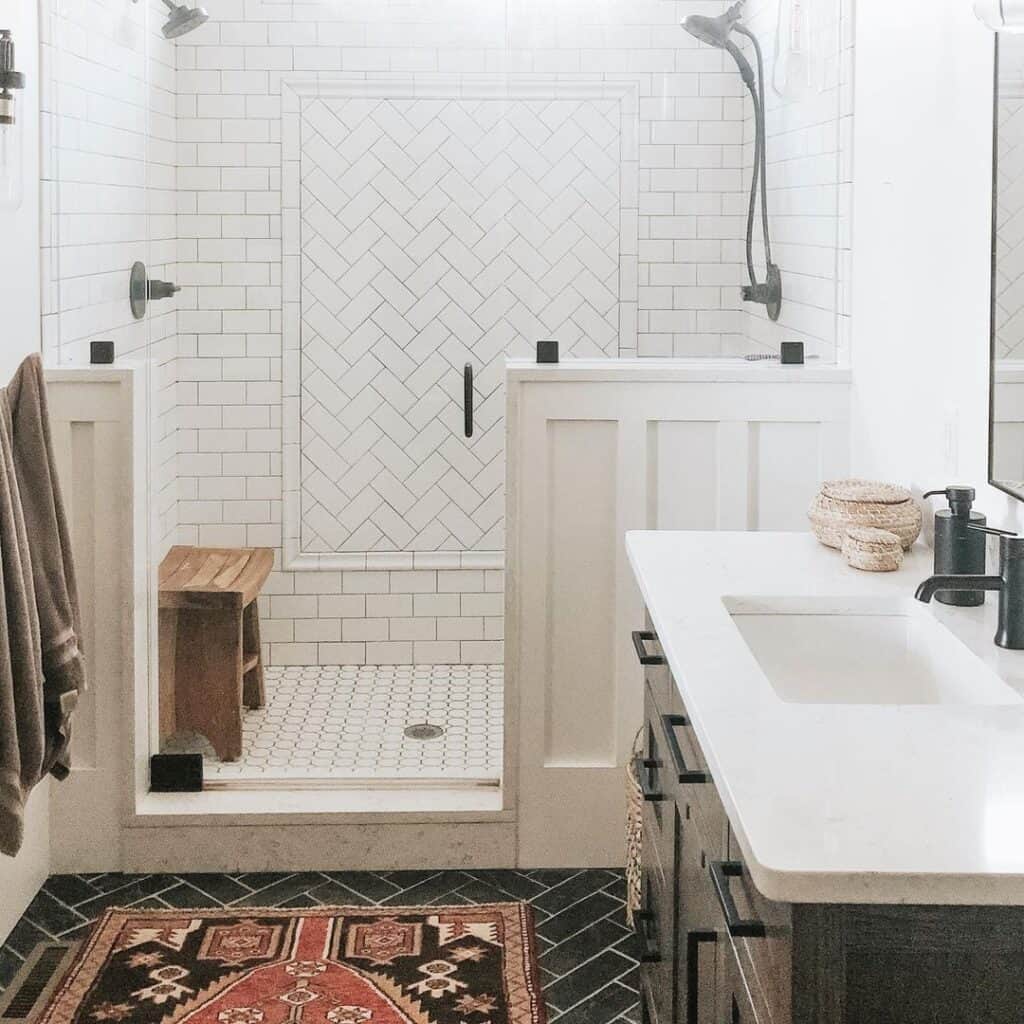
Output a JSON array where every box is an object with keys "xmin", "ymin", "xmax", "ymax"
[
  {"xmin": 632, "ymin": 754, "xmax": 665, "ymax": 802},
  {"xmin": 464, "ymin": 362, "xmax": 473, "ymax": 438},
  {"xmin": 633, "ymin": 910, "xmax": 661, "ymax": 962},
  {"xmin": 709, "ymin": 861, "xmax": 766, "ymax": 938},
  {"xmin": 661, "ymin": 715, "xmax": 709, "ymax": 785},
  {"xmin": 632, "ymin": 630, "xmax": 666, "ymax": 666}
]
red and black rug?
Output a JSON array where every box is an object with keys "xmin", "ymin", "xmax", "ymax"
[{"xmin": 37, "ymin": 904, "xmax": 546, "ymax": 1024}]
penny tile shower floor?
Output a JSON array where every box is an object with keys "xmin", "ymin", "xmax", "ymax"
[{"xmin": 202, "ymin": 664, "xmax": 503, "ymax": 782}]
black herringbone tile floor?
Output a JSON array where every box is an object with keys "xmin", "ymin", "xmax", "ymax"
[{"xmin": 1, "ymin": 869, "xmax": 638, "ymax": 1024}]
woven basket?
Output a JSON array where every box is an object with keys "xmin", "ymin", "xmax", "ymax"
[
  {"xmin": 841, "ymin": 526, "xmax": 904, "ymax": 572},
  {"xmin": 808, "ymin": 478, "xmax": 921, "ymax": 551},
  {"xmin": 625, "ymin": 728, "xmax": 643, "ymax": 928}
]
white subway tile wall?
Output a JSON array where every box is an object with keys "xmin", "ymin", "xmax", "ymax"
[
  {"xmin": 40, "ymin": 0, "xmax": 850, "ymax": 666},
  {"xmin": 737, "ymin": 0, "xmax": 853, "ymax": 362},
  {"xmin": 41, "ymin": 0, "xmax": 181, "ymax": 554}
]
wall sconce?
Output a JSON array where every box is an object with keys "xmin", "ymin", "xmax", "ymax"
[
  {"xmin": 0, "ymin": 29, "xmax": 25, "ymax": 211},
  {"xmin": 975, "ymin": 0, "xmax": 1024, "ymax": 31}
]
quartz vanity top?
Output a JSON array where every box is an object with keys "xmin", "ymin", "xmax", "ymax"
[{"xmin": 626, "ymin": 531, "xmax": 1024, "ymax": 905}]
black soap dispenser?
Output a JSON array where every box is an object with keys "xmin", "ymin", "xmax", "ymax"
[{"xmin": 922, "ymin": 486, "xmax": 988, "ymax": 606}]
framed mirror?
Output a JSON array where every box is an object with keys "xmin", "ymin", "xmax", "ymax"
[{"xmin": 992, "ymin": 34, "xmax": 1024, "ymax": 500}]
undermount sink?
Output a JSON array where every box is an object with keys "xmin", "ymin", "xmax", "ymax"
[{"xmin": 724, "ymin": 596, "xmax": 1023, "ymax": 706}]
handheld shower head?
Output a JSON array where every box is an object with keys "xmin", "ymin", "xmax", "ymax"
[
  {"xmin": 682, "ymin": 2, "xmax": 755, "ymax": 85},
  {"xmin": 161, "ymin": 0, "xmax": 209, "ymax": 38},
  {"xmin": 682, "ymin": 13, "xmax": 736, "ymax": 48},
  {"xmin": 681, "ymin": 2, "xmax": 746, "ymax": 48}
]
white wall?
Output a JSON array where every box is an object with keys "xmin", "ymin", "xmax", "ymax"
[
  {"xmin": 850, "ymin": 0, "xmax": 1023, "ymax": 532},
  {"xmin": 0, "ymin": 0, "xmax": 50, "ymax": 947}
]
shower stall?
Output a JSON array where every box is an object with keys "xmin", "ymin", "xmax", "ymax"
[{"xmin": 40, "ymin": 0, "xmax": 848, "ymax": 796}]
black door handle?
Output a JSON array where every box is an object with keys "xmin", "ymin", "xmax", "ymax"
[
  {"xmin": 631, "ymin": 630, "xmax": 666, "ymax": 666},
  {"xmin": 709, "ymin": 861, "xmax": 766, "ymax": 938},
  {"xmin": 464, "ymin": 363, "xmax": 473, "ymax": 438},
  {"xmin": 661, "ymin": 715, "xmax": 709, "ymax": 784},
  {"xmin": 633, "ymin": 755, "xmax": 665, "ymax": 802},
  {"xmin": 633, "ymin": 910, "xmax": 661, "ymax": 962}
]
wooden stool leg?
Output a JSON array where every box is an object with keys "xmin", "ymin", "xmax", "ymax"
[
  {"xmin": 158, "ymin": 608, "xmax": 178, "ymax": 746},
  {"xmin": 174, "ymin": 607, "xmax": 244, "ymax": 762},
  {"xmin": 242, "ymin": 601, "xmax": 265, "ymax": 709}
]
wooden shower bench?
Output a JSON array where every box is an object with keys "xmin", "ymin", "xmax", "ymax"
[{"xmin": 158, "ymin": 545, "xmax": 274, "ymax": 762}]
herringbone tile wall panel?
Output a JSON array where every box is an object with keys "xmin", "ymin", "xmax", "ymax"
[{"xmin": 291, "ymin": 89, "xmax": 626, "ymax": 557}]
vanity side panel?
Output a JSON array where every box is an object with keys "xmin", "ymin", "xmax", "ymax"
[
  {"xmin": 793, "ymin": 904, "xmax": 1024, "ymax": 1024},
  {"xmin": 840, "ymin": 905, "xmax": 1024, "ymax": 1024},
  {"xmin": 791, "ymin": 905, "xmax": 845, "ymax": 1024}
]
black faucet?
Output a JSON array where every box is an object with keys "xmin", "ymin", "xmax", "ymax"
[{"xmin": 915, "ymin": 530, "xmax": 1024, "ymax": 649}]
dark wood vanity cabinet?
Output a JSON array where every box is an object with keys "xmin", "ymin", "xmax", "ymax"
[{"xmin": 634, "ymin": 617, "xmax": 1024, "ymax": 1024}]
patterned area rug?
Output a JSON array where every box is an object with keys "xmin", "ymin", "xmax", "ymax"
[{"xmin": 37, "ymin": 904, "xmax": 545, "ymax": 1024}]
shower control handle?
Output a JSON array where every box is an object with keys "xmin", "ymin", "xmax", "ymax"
[
  {"xmin": 129, "ymin": 260, "xmax": 181, "ymax": 320},
  {"xmin": 464, "ymin": 363, "xmax": 474, "ymax": 438},
  {"xmin": 148, "ymin": 279, "xmax": 181, "ymax": 301}
]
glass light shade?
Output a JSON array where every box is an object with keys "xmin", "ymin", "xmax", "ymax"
[
  {"xmin": 976, "ymin": 0, "xmax": 1024, "ymax": 31},
  {"xmin": 0, "ymin": 113, "xmax": 21, "ymax": 211}
]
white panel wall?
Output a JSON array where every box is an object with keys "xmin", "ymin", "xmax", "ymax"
[
  {"xmin": 849, "ymin": 0, "xmax": 1018, "ymax": 531},
  {"xmin": 508, "ymin": 363, "xmax": 850, "ymax": 866},
  {"xmin": 0, "ymin": 0, "xmax": 49, "ymax": 951},
  {"xmin": 46, "ymin": 370, "xmax": 144, "ymax": 874}
]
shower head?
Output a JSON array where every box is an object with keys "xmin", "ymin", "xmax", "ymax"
[
  {"xmin": 682, "ymin": 2, "xmax": 755, "ymax": 87},
  {"xmin": 160, "ymin": 0, "xmax": 209, "ymax": 39},
  {"xmin": 682, "ymin": 13, "xmax": 735, "ymax": 48},
  {"xmin": 681, "ymin": 2, "xmax": 745, "ymax": 48}
]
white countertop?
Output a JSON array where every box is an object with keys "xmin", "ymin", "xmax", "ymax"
[{"xmin": 626, "ymin": 531, "xmax": 1024, "ymax": 905}]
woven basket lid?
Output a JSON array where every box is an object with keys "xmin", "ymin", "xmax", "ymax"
[
  {"xmin": 821, "ymin": 478, "xmax": 912, "ymax": 505},
  {"xmin": 844, "ymin": 526, "xmax": 902, "ymax": 549}
]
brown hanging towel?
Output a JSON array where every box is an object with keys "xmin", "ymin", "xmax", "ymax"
[{"xmin": 0, "ymin": 353, "xmax": 85, "ymax": 856}]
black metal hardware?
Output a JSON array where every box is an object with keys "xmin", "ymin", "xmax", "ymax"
[
  {"xmin": 537, "ymin": 340, "xmax": 559, "ymax": 363},
  {"xmin": 129, "ymin": 261, "xmax": 148, "ymax": 320},
  {"xmin": 633, "ymin": 911, "xmax": 661, "ymax": 962},
  {"xmin": 148, "ymin": 278, "xmax": 181, "ymax": 301},
  {"xmin": 686, "ymin": 931, "xmax": 717, "ymax": 1024},
  {"xmin": 463, "ymin": 363, "xmax": 473, "ymax": 438},
  {"xmin": 661, "ymin": 714, "xmax": 709, "ymax": 784},
  {"xmin": 966, "ymin": 522, "xmax": 1018, "ymax": 537},
  {"xmin": 709, "ymin": 861, "xmax": 766, "ymax": 938},
  {"xmin": 779, "ymin": 340, "xmax": 803, "ymax": 364},
  {"xmin": 632, "ymin": 630, "xmax": 666, "ymax": 666},
  {"xmin": 917, "ymin": 531, "xmax": 1024, "ymax": 649},
  {"xmin": 90, "ymin": 341, "xmax": 115, "ymax": 365},
  {"xmin": 150, "ymin": 753, "xmax": 203, "ymax": 792},
  {"xmin": 633, "ymin": 754, "xmax": 665, "ymax": 802}
]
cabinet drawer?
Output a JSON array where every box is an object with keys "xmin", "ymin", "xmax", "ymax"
[
  {"xmin": 642, "ymin": 681, "xmax": 677, "ymax": 870},
  {"xmin": 720, "ymin": 940, "xmax": 762, "ymax": 1024},
  {"xmin": 638, "ymin": 854, "xmax": 676, "ymax": 1024},
  {"xmin": 666, "ymin": 691, "xmax": 727, "ymax": 861},
  {"xmin": 677, "ymin": 811, "xmax": 720, "ymax": 1024},
  {"xmin": 714, "ymin": 835, "xmax": 793, "ymax": 1024}
]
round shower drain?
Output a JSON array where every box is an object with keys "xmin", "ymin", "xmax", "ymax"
[{"xmin": 404, "ymin": 723, "xmax": 445, "ymax": 741}]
